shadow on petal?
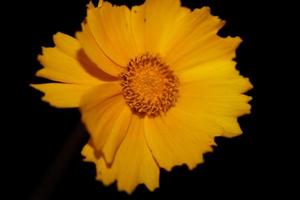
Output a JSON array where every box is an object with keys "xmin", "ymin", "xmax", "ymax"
[{"xmin": 77, "ymin": 49, "xmax": 120, "ymax": 82}]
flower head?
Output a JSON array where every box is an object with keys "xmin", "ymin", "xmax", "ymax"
[{"xmin": 32, "ymin": 0, "xmax": 252, "ymax": 194}]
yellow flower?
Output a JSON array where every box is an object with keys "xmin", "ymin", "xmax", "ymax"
[{"xmin": 31, "ymin": 0, "xmax": 252, "ymax": 194}]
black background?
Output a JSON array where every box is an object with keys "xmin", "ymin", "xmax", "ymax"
[{"xmin": 2, "ymin": 0, "xmax": 283, "ymax": 199}]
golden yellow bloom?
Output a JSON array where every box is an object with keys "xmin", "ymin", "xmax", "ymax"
[{"xmin": 32, "ymin": 0, "xmax": 252, "ymax": 194}]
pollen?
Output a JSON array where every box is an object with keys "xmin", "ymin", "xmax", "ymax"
[{"xmin": 120, "ymin": 54, "xmax": 179, "ymax": 117}]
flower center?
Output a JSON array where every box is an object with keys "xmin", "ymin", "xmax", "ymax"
[{"xmin": 120, "ymin": 54, "xmax": 179, "ymax": 117}]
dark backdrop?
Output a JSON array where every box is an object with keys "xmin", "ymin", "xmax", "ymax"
[{"xmin": 2, "ymin": 0, "xmax": 274, "ymax": 199}]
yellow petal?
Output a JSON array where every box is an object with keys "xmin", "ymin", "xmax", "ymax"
[
  {"xmin": 130, "ymin": 4, "xmax": 146, "ymax": 55},
  {"xmin": 101, "ymin": 106, "xmax": 133, "ymax": 164},
  {"xmin": 81, "ymin": 2, "xmax": 137, "ymax": 69},
  {"xmin": 82, "ymin": 116, "xmax": 159, "ymax": 194},
  {"xmin": 144, "ymin": 110, "xmax": 216, "ymax": 171},
  {"xmin": 176, "ymin": 91, "xmax": 251, "ymax": 137},
  {"xmin": 176, "ymin": 61, "xmax": 252, "ymax": 137},
  {"xmin": 175, "ymin": 102, "xmax": 245, "ymax": 137},
  {"xmin": 167, "ymin": 36, "xmax": 242, "ymax": 72},
  {"xmin": 143, "ymin": 0, "xmax": 182, "ymax": 54},
  {"xmin": 178, "ymin": 60, "xmax": 253, "ymax": 97},
  {"xmin": 129, "ymin": 0, "xmax": 237, "ymax": 72},
  {"xmin": 37, "ymin": 32, "xmax": 103, "ymax": 85},
  {"xmin": 161, "ymin": 6, "xmax": 225, "ymax": 58},
  {"xmin": 82, "ymin": 141, "xmax": 98, "ymax": 163},
  {"xmin": 31, "ymin": 83, "xmax": 94, "ymax": 108},
  {"xmin": 53, "ymin": 32, "xmax": 81, "ymax": 57},
  {"xmin": 76, "ymin": 22, "xmax": 124, "ymax": 77},
  {"xmin": 179, "ymin": 90, "xmax": 252, "ymax": 115},
  {"xmin": 80, "ymin": 83, "xmax": 129, "ymax": 162},
  {"xmin": 81, "ymin": 95, "xmax": 125, "ymax": 154},
  {"xmin": 147, "ymin": 4, "xmax": 239, "ymax": 71},
  {"xmin": 178, "ymin": 60, "xmax": 240, "ymax": 82}
]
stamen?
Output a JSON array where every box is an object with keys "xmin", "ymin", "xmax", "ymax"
[{"xmin": 120, "ymin": 53, "xmax": 179, "ymax": 117}]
